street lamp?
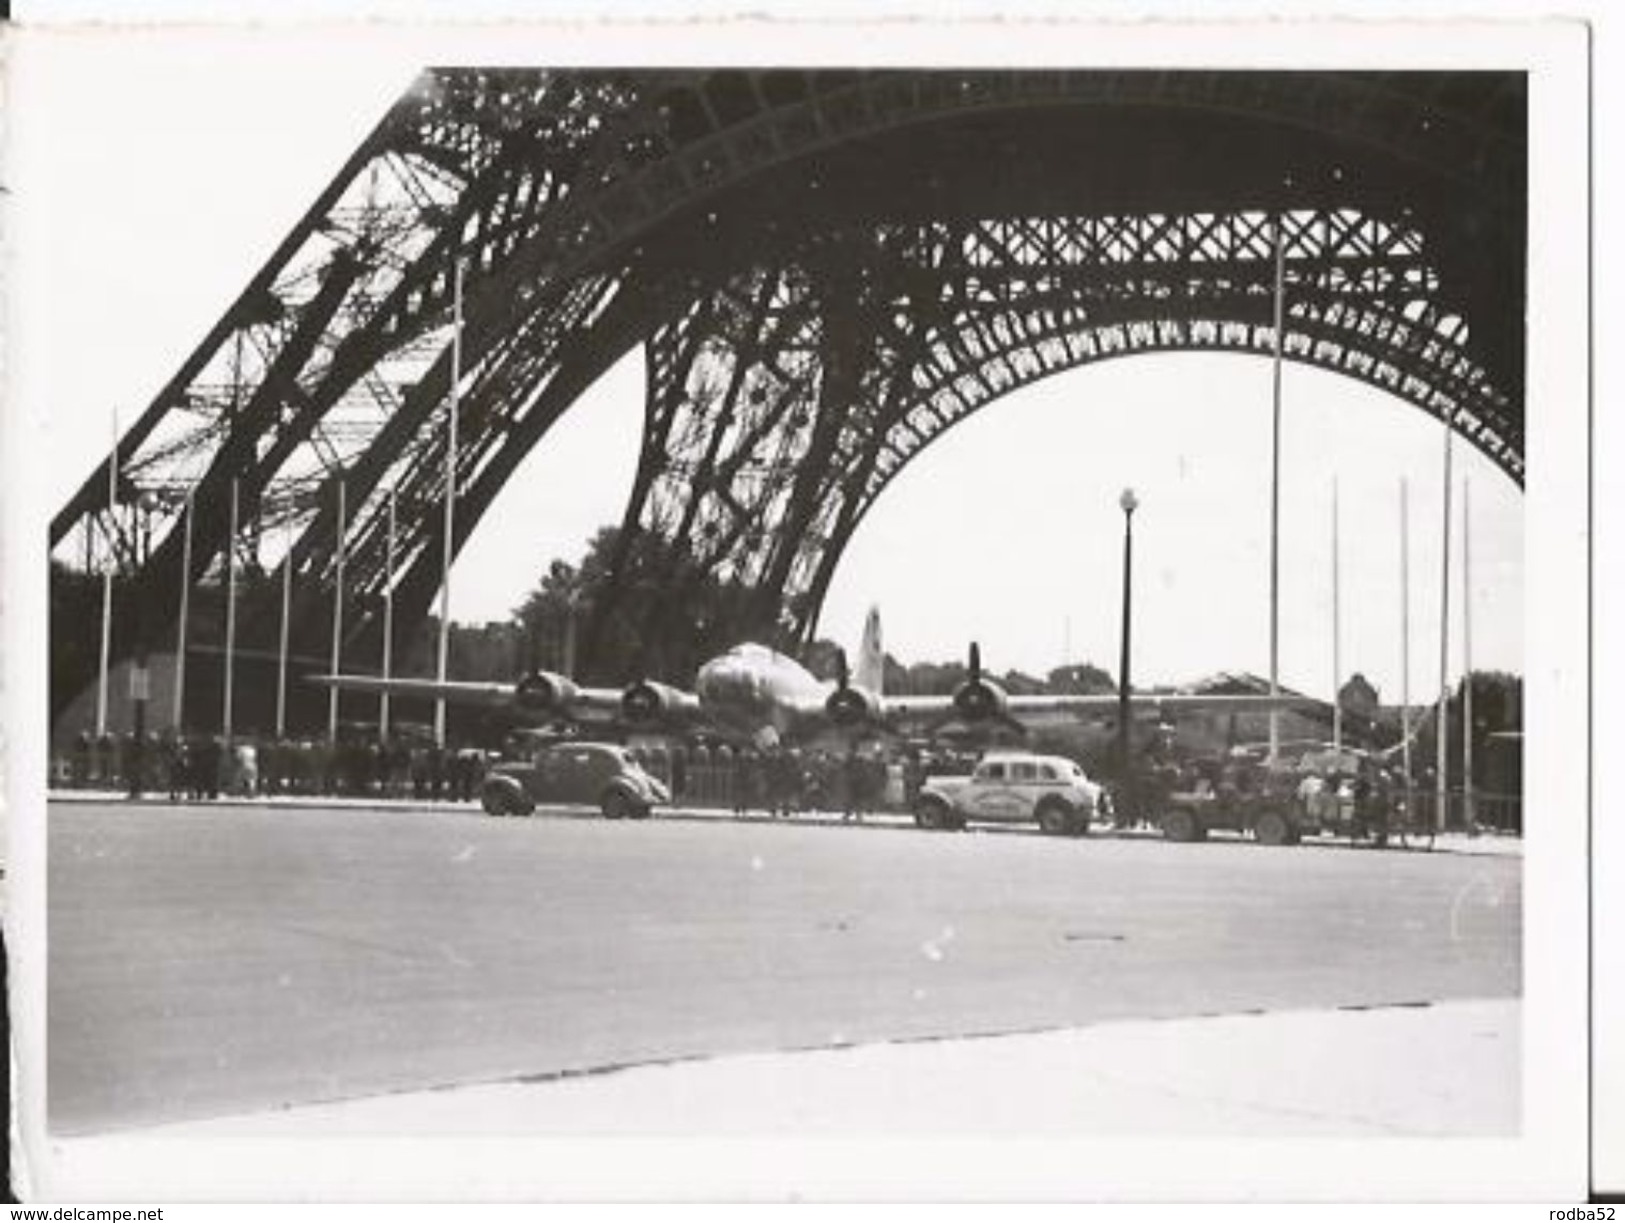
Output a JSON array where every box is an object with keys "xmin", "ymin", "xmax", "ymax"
[
  {"xmin": 1117, "ymin": 487, "xmax": 1138, "ymax": 823},
  {"xmin": 563, "ymin": 587, "xmax": 589, "ymax": 678}
]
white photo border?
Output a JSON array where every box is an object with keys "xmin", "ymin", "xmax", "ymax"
[{"xmin": 2, "ymin": 12, "xmax": 1593, "ymax": 1202}]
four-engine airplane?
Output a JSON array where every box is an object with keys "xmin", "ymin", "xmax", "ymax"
[{"xmin": 313, "ymin": 607, "xmax": 1318, "ymax": 746}]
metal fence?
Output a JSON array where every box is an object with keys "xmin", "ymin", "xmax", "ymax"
[
  {"xmin": 51, "ymin": 739, "xmax": 1524, "ymax": 837},
  {"xmin": 1403, "ymin": 788, "xmax": 1522, "ymax": 835}
]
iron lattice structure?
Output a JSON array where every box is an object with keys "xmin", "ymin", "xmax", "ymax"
[{"xmin": 50, "ymin": 68, "xmax": 1524, "ymax": 703}]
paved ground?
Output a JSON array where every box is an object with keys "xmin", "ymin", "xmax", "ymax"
[
  {"xmin": 44, "ymin": 787, "xmax": 1528, "ymax": 858},
  {"xmin": 145, "ymin": 998, "xmax": 1518, "ymax": 1138},
  {"xmin": 47, "ymin": 798, "xmax": 1521, "ymax": 1135}
]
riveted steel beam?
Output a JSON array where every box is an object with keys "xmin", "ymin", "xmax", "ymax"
[{"xmin": 52, "ymin": 70, "xmax": 1523, "ymax": 718}]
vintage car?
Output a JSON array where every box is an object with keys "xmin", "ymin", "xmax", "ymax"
[
  {"xmin": 480, "ymin": 741, "xmax": 670, "ymax": 819},
  {"xmin": 913, "ymin": 751, "xmax": 1106, "ymax": 835},
  {"xmin": 1153, "ymin": 749, "xmax": 1393, "ymax": 846},
  {"xmin": 1157, "ymin": 772, "xmax": 1301, "ymax": 844}
]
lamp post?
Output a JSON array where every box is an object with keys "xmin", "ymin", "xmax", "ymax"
[
  {"xmin": 563, "ymin": 587, "xmax": 588, "ymax": 678},
  {"xmin": 1118, "ymin": 487, "xmax": 1138, "ymax": 822}
]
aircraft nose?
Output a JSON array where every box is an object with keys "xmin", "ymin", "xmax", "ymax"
[
  {"xmin": 700, "ymin": 659, "xmax": 758, "ymax": 708},
  {"xmin": 697, "ymin": 659, "xmax": 741, "ymax": 701}
]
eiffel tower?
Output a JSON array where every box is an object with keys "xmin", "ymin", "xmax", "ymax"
[{"xmin": 49, "ymin": 69, "xmax": 1524, "ymax": 722}]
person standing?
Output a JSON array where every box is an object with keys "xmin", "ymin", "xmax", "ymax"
[
  {"xmin": 72, "ymin": 731, "xmax": 91, "ymax": 788},
  {"xmin": 768, "ymin": 747, "xmax": 795, "ymax": 818},
  {"xmin": 1352, "ymin": 766, "xmax": 1380, "ymax": 846},
  {"xmin": 741, "ymin": 748, "xmax": 765, "ymax": 817},
  {"xmin": 670, "ymin": 745, "xmax": 689, "ymax": 804},
  {"xmin": 903, "ymin": 750, "xmax": 924, "ymax": 810},
  {"xmin": 202, "ymin": 735, "xmax": 223, "ymax": 800},
  {"xmin": 1296, "ymin": 771, "xmax": 1325, "ymax": 823},
  {"xmin": 842, "ymin": 747, "xmax": 863, "ymax": 822},
  {"xmin": 235, "ymin": 739, "xmax": 259, "ymax": 797},
  {"xmin": 884, "ymin": 755, "xmax": 905, "ymax": 811},
  {"xmin": 163, "ymin": 732, "xmax": 186, "ymax": 802},
  {"xmin": 428, "ymin": 743, "xmax": 445, "ymax": 800}
]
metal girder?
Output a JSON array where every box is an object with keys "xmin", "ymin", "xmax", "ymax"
[
  {"xmin": 612, "ymin": 203, "xmax": 1518, "ymax": 654},
  {"xmin": 51, "ymin": 69, "xmax": 1523, "ymax": 715}
]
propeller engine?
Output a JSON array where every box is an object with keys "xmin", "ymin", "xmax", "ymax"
[
  {"xmin": 514, "ymin": 671, "xmax": 580, "ymax": 717},
  {"xmin": 824, "ymin": 648, "xmax": 882, "ymax": 727},
  {"xmin": 620, "ymin": 679, "xmax": 701, "ymax": 727},
  {"xmin": 950, "ymin": 642, "xmax": 1010, "ymax": 723}
]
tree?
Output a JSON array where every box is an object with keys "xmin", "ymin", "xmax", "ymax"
[
  {"xmin": 511, "ymin": 558, "xmax": 584, "ymax": 674},
  {"xmin": 511, "ymin": 525, "xmax": 757, "ymax": 685},
  {"xmin": 801, "ymin": 638, "xmax": 845, "ymax": 681},
  {"xmin": 882, "ymin": 653, "xmax": 910, "ymax": 694},
  {"xmin": 1001, "ymin": 669, "xmax": 1046, "ymax": 696},
  {"xmin": 1047, "ymin": 662, "xmax": 1118, "ymax": 695},
  {"xmin": 1408, "ymin": 670, "xmax": 1523, "ymax": 790},
  {"xmin": 800, "ymin": 641, "xmax": 909, "ymax": 693},
  {"xmin": 904, "ymin": 659, "xmax": 968, "ymax": 695}
]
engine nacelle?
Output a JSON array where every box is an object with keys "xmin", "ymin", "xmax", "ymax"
[
  {"xmin": 620, "ymin": 679, "xmax": 699, "ymax": 726},
  {"xmin": 824, "ymin": 684, "xmax": 883, "ymax": 728},
  {"xmin": 952, "ymin": 676, "xmax": 1010, "ymax": 723},
  {"xmin": 514, "ymin": 671, "xmax": 580, "ymax": 717}
]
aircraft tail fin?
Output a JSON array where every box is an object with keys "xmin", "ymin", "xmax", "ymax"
[{"xmin": 855, "ymin": 605, "xmax": 885, "ymax": 695}]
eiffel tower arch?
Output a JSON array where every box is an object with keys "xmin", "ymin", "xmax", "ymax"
[{"xmin": 49, "ymin": 68, "xmax": 1524, "ymax": 716}]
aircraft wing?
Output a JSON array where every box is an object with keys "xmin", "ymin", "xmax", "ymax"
[
  {"xmin": 875, "ymin": 690, "xmax": 1323, "ymax": 731},
  {"xmin": 310, "ymin": 671, "xmax": 628, "ymax": 721},
  {"xmin": 312, "ymin": 674, "xmax": 518, "ymax": 706},
  {"xmin": 1117, "ymin": 692, "xmax": 1326, "ymax": 717}
]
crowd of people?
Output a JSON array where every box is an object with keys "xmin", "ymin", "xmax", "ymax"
[
  {"xmin": 54, "ymin": 730, "xmax": 493, "ymax": 801},
  {"xmin": 1132, "ymin": 749, "xmax": 1415, "ymax": 840},
  {"xmin": 51, "ymin": 728, "xmax": 982, "ymax": 817},
  {"xmin": 53, "ymin": 726, "xmax": 1493, "ymax": 838},
  {"xmin": 655, "ymin": 742, "xmax": 955, "ymax": 820}
]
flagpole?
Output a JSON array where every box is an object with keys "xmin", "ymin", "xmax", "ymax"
[
  {"xmin": 223, "ymin": 478, "xmax": 239, "ymax": 745},
  {"xmin": 435, "ymin": 260, "xmax": 462, "ymax": 749},
  {"xmin": 172, "ymin": 488, "xmax": 194, "ymax": 731},
  {"xmin": 1332, "ymin": 478, "xmax": 1341, "ymax": 754},
  {"xmin": 329, "ymin": 480, "xmax": 347, "ymax": 746},
  {"xmin": 276, "ymin": 517, "xmax": 292, "ymax": 739},
  {"xmin": 1399, "ymin": 477, "xmax": 1412, "ymax": 798},
  {"xmin": 1436, "ymin": 420, "xmax": 1454, "ymax": 831},
  {"xmin": 381, "ymin": 486, "xmax": 396, "ymax": 739},
  {"xmin": 1462, "ymin": 476, "xmax": 1475, "ymax": 832},
  {"xmin": 96, "ymin": 412, "xmax": 118, "ymax": 738},
  {"xmin": 1267, "ymin": 212, "xmax": 1286, "ymax": 766}
]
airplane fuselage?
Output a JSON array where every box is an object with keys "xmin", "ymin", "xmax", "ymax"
[{"xmin": 692, "ymin": 643, "xmax": 832, "ymax": 739}]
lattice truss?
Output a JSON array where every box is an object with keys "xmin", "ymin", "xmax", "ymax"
[
  {"xmin": 627, "ymin": 205, "xmax": 1519, "ymax": 649},
  {"xmin": 47, "ymin": 67, "xmax": 1522, "ymax": 680},
  {"xmin": 51, "ymin": 70, "xmax": 671, "ymax": 649}
]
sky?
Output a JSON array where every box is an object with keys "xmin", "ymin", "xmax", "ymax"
[{"xmin": 14, "ymin": 23, "xmax": 1525, "ymax": 704}]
